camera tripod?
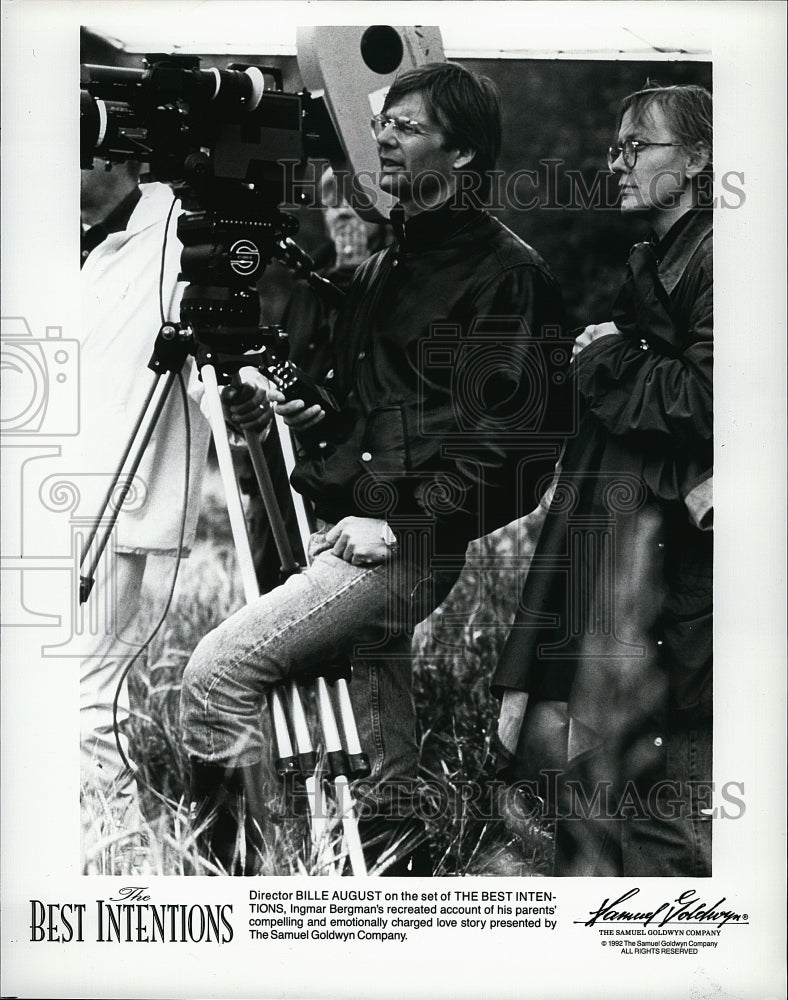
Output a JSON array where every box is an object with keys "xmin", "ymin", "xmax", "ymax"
[{"xmin": 79, "ymin": 182, "xmax": 370, "ymax": 876}]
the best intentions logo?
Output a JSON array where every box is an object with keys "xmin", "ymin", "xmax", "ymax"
[{"xmin": 29, "ymin": 887, "xmax": 235, "ymax": 944}]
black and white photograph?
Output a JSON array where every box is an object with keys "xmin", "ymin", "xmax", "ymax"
[{"xmin": 1, "ymin": 2, "xmax": 785, "ymax": 998}]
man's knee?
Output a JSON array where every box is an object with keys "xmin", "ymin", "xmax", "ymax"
[
  {"xmin": 180, "ymin": 620, "xmax": 283, "ymax": 726},
  {"xmin": 181, "ymin": 628, "xmax": 225, "ymax": 718}
]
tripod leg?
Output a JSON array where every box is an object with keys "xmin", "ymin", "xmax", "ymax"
[
  {"xmin": 244, "ymin": 430, "xmax": 299, "ymax": 576},
  {"xmin": 286, "ymin": 681, "xmax": 335, "ymax": 875},
  {"xmin": 334, "ymin": 677, "xmax": 371, "ymax": 779},
  {"xmin": 268, "ymin": 688, "xmax": 299, "ymax": 779},
  {"xmin": 315, "ymin": 676, "xmax": 367, "ymax": 876},
  {"xmin": 200, "ymin": 364, "xmax": 260, "ymax": 603},
  {"xmin": 79, "ymin": 373, "xmax": 161, "ymax": 567},
  {"xmin": 80, "ymin": 371, "xmax": 176, "ymax": 601},
  {"xmin": 274, "ymin": 412, "xmax": 314, "ymax": 549}
]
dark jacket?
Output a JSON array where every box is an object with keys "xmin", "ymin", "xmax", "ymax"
[
  {"xmin": 291, "ymin": 202, "xmax": 572, "ymax": 557},
  {"xmin": 493, "ymin": 209, "xmax": 713, "ymax": 750}
]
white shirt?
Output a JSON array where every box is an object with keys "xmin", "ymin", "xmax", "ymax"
[{"xmin": 77, "ymin": 181, "xmax": 211, "ymax": 553}]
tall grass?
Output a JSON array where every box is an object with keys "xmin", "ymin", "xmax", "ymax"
[{"xmin": 82, "ymin": 466, "xmax": 554, "ymax": 875}]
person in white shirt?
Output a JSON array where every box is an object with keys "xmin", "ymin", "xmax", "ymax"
[{"xmin": 79, "ymin": 158, "xmax": 270, "ymax": 824}]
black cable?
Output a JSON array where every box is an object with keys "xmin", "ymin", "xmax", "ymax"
[{"xmin": 158, "ymin": 194, "xmax": 179, "ymax": 325}]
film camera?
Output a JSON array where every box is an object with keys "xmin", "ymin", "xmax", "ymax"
[
  {"xmin": 80, "ymin": 53, "xmax": 340, "ymax": 401},
  {"xmin": 80, "ymin": 28, "xmax": 443, "ymax": 402}
]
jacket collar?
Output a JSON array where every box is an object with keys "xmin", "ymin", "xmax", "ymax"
[
  {"xmin": 82, "ymin": 181, "xmax": 180, "ymax": 255},
  {"xmin": 657, "ymin": 208, "xmax": 713, "ymax": 295},
  {"xmin": 81, "ymin": 185, "xmax": 142, "ymax": 262},
  {"xmin": 127, "ymin": 181, "xmax": 180, "ymax": 235},
  {"xmin": 390, "ymin": 200, "xmax": 485, "ymax": 254}
]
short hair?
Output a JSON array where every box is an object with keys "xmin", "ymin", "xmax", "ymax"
[
  {"xmin": 618, "ymin": 80, "xmax": 713, "ymax": 166},
  {"xmin": 382, "ymin": 61, "xmax": 502, "ymax": 197}
]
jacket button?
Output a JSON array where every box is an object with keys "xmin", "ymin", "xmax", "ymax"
[
  {"xmin": 318, "ymin": 441, "xmax": 328, "ymax": 450},
  {"xmin": 358, "ymin": 351, "xmax": 366, "ymax": 360},
  {"xmin": 654, "ymin": 736, "xmax": 663, "ymax": 748},
  {"xmin": 361, "ymin": 451, "xmax": 372, "ymax": 462}
]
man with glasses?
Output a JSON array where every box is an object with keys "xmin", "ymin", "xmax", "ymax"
[
  {"xmin": 493, "ymin": 82, "xmax": 713, "ymax": 877},
  {"xmin": 180, "ymin": 61, "xmax": 569, "ymax": 874}
]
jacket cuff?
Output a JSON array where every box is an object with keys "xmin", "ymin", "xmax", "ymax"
[{"xmin": 684, "ymin": 472, "xmax": 713, "ymax": 530}]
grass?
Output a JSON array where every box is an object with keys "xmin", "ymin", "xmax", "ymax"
[{"xmin": 81, "ymin": 463, "xmax": 554, "ymax": 876}]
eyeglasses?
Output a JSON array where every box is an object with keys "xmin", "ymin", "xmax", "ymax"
[
  {"xmin": 607, "ymin": 139, "xmax": 682, "ymax": 170},
  {"xmin": 370, "ymin": 113, "xmax": 436, "ymax": 139}
]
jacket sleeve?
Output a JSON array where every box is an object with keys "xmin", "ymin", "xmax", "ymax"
[
  {"xmin": 287, "ymin": 261, "xmax": 371, "ymax": 454},
  {"xmin": 573, "ymin": 253, "xmax": 712, "ymax": 454}
]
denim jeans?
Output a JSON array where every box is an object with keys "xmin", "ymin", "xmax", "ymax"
[{"xmin": 181, "ymin": 525, "xmax": 451, "ymax": 806}]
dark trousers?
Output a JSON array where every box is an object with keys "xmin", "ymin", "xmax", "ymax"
[{"xmin": 553, "ymin": 722, "xmax": 713, "ymax": 877}]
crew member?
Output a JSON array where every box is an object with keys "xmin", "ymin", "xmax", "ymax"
[{"xmin": 493, "ymin": 82, "xmax": 713, "ymax": 877}]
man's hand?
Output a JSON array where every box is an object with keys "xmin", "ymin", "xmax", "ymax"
[
  {"xmin": 273, "ymin": 397, "xmax": 326, "ymax": 431},
  {"xmin": 326, "ymin": 516, "xmax": 396, "ymax": 566},
  {"xmin": 572, "ymin": 322, "xmax": 622, "ymax": 360},
  {"xmin": 222, "ymin": 366, "xmax": 278, "ymax": 434}
]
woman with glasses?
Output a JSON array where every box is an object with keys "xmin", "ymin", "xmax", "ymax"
[{"xmin": 492, "ymin": 82, "xmax": 713, "ymax": 878}]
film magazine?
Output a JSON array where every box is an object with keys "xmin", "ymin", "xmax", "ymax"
[{"xmin": 1, "ymin": 2, "xmax": 785, "ymax": 999}]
